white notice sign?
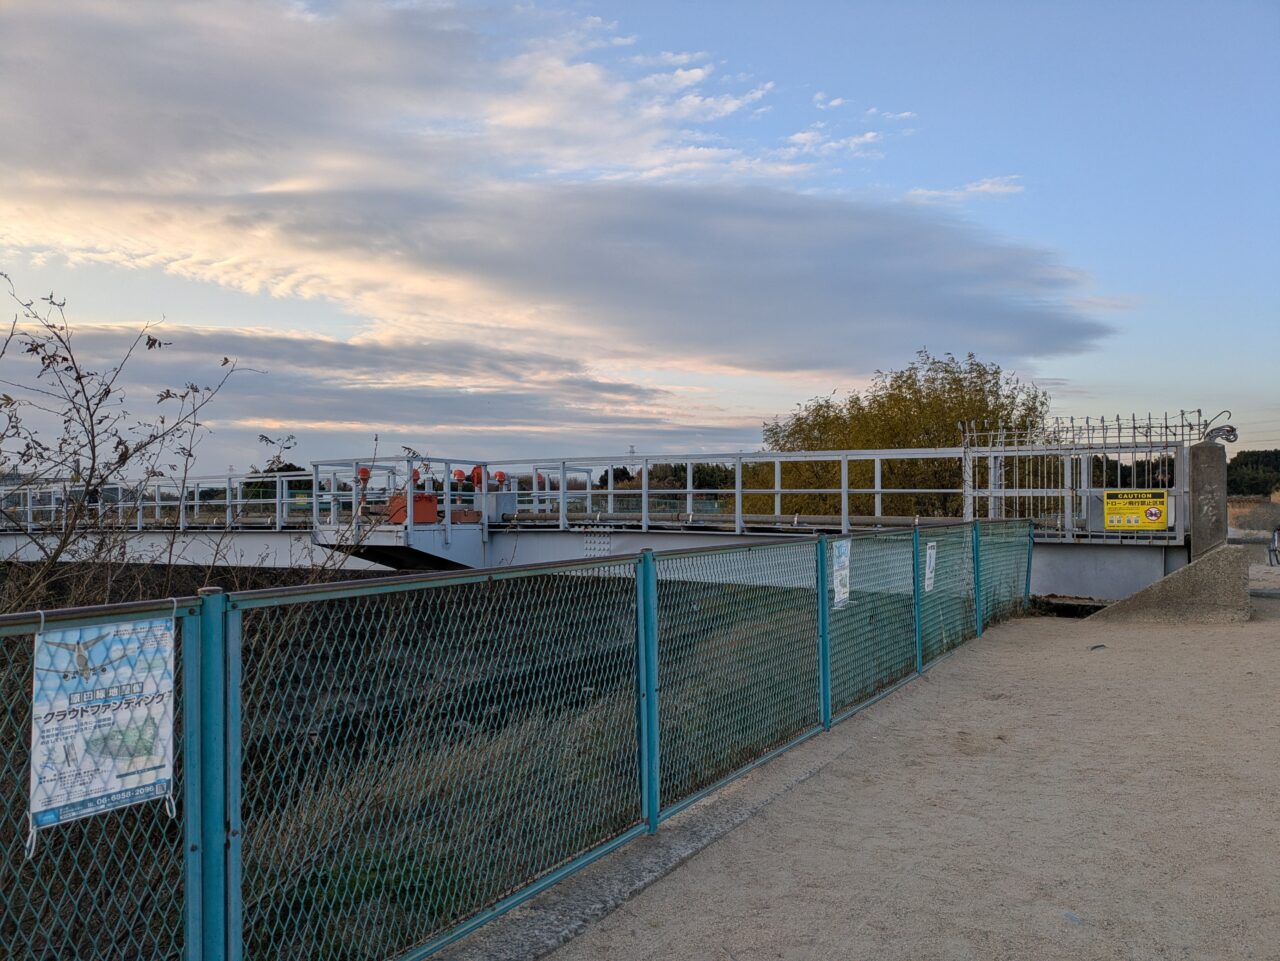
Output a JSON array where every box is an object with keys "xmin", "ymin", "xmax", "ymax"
[
  {"xmin": 924, "ymin": 542, "xmax": 937, "ymax": 592},
  {"xmin": 29, "ymin": 618, "xmax": 175, "ymax": 847},
  {"xmin": 832, "ymin": 539, "xmax": 851, "ymax": 609}
]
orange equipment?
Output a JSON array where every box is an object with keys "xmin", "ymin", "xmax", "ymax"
[{"xmin": 387, "ymin": 492, "xmax": 439, "ymax": 524}]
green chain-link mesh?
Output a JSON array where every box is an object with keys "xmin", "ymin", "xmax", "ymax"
[
  {"xmin": 237, "ymin": 564, "xmax": 640, "ymax": 961},
  {"xmin": 828, "ymin": 531, "xmax": 918, "ymax": 715},
  {"xmin": 654, "ymin": 543, "xmax": 819, "ymax": 809},
  {"xmin": 0, "ymin": 620, "xmax": 186, "ymax": 960}
]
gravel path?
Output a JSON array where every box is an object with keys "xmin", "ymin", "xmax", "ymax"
[{"xmin": 550, "ymin": 600, "xmax": 1280, "ymax": 961}]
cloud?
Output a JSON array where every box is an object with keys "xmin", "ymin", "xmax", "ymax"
[
  {"xmin": 908, "ymin": 176, "xmax": 1026, "ymax": 204},
  {"xmin": 813, "ymin": 92, "xmax": 846, "ymax": 110},
  {"xmin": 629, "ymin": 50, "xmax": 710, "ymax": 67},
  {"xmin": 865, "ymin": 107, "xmax": 916, "ymax": 120},
  {"xmin": 781, "ymin": 126, "xmax": 881, "ymax": 157},
  {"xmin": 0, "ymin": 2, "xmax": 1111, "ymax": 464}
]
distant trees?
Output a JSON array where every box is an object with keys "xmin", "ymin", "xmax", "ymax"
[{"xmin": 1228, "ymin": 450, "xmax": 1280, "ymax": 496}]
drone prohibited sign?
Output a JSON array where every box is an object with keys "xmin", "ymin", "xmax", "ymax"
[
  {"xmin": 1103, "ymin": 490, "xmax": 1170, "ymax": 531},
  {"xmin": 28, "ymin": 617, "xmax": 176, "ymax": 852}
]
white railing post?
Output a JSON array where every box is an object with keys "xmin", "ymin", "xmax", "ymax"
[
  {"xmin": 442, "ymin": 461, "xmax": 452, "ymax": 543},
  {"xmin": 312, "ymin": 465, "xmax": 321, "ymax": 530},
  {"xmin": 480, "ymin": 464, "xmax": 490, "ymax": 543},
  {"xmin": 734, "ymin": 457, "xmax": 743, "ymax": 534},
  {"xmin": 607, "ymin": 465, "xmax": 615, "ymax": 514},
  {"xmin": 962, "ymin": 450, "xmax": 974, "ymax": 522},
  {"xmin": 873, "ymin": 457, "xmax": 882, "ymax": 517},
  {"xmin": 685, "ymin": 460, "xmax": 694, "ymax": 516},
  {"xmin": 774, "ymin": 459, "xmax": 782, "ymax": 516},
  {"xmin": 641, "ymin": 459, "xmax": 650, "ymax": 532},
  {"xmin": 1060, "ymin": 454, "xmax": 1072, "ymax": 532},
  {"xmin": 840, "ymin": 455, "xmax": 850, "ymax": 533},
  {"xmin": 988, "ymin": 454, "xmax": 998, "ymax": 518},
  {"xmin": 275, "ymin": 474, "xmax": 284, "ymax": 531},
  {"xmin": 558, "ymin": 461, "xmax": 568, "ymax": 530}
]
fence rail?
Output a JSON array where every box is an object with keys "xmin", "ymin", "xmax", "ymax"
[{"xmin": 1, "ymin": 519, "xmax": 1032, "ymax": 960}]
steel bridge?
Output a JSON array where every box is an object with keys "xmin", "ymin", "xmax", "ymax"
[{"xmin": 1, "ymin": 413, "xmax": 1231, "ymax": 600}]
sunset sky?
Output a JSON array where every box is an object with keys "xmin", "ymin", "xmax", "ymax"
[{"xmin": 2, "ymin": 1, "xmax": 1276, "ymax": 471}]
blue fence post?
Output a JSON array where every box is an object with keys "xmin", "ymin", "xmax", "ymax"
[
  {"xmin": 912, "ymin": 526, "xmax": 923, "ymax": 673},
  {"xmin": 180, "ymin": 605, "xmax": 204, "ymax": 961},
  {"xmin": 636, "ymin": 550, "xmax": 661, "ymax": 833},
  {"xmin": 197, "ymin": 587, "xmax": 228, "ymax": 961},
  {"xmin": 1023, "ymin": 520, "xmax": 1035, "ymax": 607},
  {"xmin": 815, "ymin": 536, "xmax": 832, "ymax": 731},
  {"xmin": 224, "ymin": 603, "xmax": 244, "ymax": 961},
  {"xmin": 972, "ymin": 522, "xmax": 984, "ymax": 636}
]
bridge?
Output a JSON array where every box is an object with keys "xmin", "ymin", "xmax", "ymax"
[{"xmin": 0, "ymin": 413, "xmax": 1234, "ymax": 600}]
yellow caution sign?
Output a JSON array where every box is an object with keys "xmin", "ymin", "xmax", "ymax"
[{"xmin": 1103, "ymin": 490, "xmax": 1169, "ymax": 530}]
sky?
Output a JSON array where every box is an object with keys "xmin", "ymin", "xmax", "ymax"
[{"xmin": 1, "ymin": 0, "xmax": 1276, "ymax": 474}]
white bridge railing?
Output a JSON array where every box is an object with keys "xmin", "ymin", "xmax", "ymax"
[{"xmin": 1, "ymin": 433, "xmax": 1199, "ymax": 547}]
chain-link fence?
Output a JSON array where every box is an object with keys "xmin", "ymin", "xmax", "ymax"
[
  {"xmin": 655, "ymin": 543, "xmax": 819, "ymax": 810},
  {"xmin": 0, "ymin": 520, "xmax": 1030, "ymax": 960},
  {"xmin": 979, "ymin": 521, "xmax": 1033, "ymax": 625},
  {"xmin": 0, "ymin": 600, "xmax": 199, "ymax": 961},
  {"xmin": 828, "ymin": 531, "xmax": 918, "ymax": 717},
  {"xmin": 234, "ymin": 563, "xmax": 640, "ymax": 961}
]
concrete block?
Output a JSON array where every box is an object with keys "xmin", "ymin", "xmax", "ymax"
[
  {"xmin": 1190, "ymin": 442, "xmax": 1228, "ymax": 559},
  {"xmin": 1089, "ymin": 545, "xmax": 1250, "ymax": 624}
]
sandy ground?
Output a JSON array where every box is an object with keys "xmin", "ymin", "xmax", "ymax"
[{"xmin": 549, "ymin": 600, "xmax": 1280, "ymax": 961}]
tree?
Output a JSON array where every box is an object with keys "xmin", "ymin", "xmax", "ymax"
[
  {"xmin": 1227, "ymin": 449, "xmax": 1280, "ymax": 496},
  {"xmin": 595, "ymin": 465, "xmax": 634, "ymax": 488},
  {"xmin": 0, "ymin": 273, "xmax": 242, "ymax": 608},
  {"xmin": 759, "ymin": 350, "xmax": 1050, "ymax": 516}
]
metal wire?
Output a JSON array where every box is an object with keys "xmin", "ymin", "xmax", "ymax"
[
  {"xmin": 828, "ymin": 531, "xmax": 917, "ymax": 715},
  {"xmin": 236, "ymin": 563, "xmax": 640, "ymax": 961},
  {"xmin": 919, "ymin": 525, "xmax": 977, "ymax": 664},
  {"xmin": 653, "ymin": 543, "xmax": 819, "ymax": 809},
  {"xmin": 979, "ymin": 522, "xmax": 1032, "ymax": 625}
]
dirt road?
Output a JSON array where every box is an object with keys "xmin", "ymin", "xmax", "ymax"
[{"xmin": 550, "ymin": 601, "xmax": 1280, "ymax": 961}]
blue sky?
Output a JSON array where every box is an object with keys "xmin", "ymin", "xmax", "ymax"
[{"xmin": 1, "ymin": 0, "xmax": 1276, "ymax": 470}]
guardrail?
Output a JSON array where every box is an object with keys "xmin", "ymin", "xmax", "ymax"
[
  {"xmin": 1, "ymin": 519, "xmax": 1031, "ymax": 960},
  {"xmin": 1, "ymin": 438, "xmax": 1192, "ymax": 547}
]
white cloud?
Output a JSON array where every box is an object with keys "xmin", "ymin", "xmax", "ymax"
[
  {"xmin": 908, "ymin": 175, "xmax": 1026, "ymax": 204},
  {"xmin": 813, "ymin": 92, "xmax": 847, "ymax": 110},
  {"xmin": 865, "ymin": 107, "xmax": 916, "ymax": 120},
  {"xmin": 0, "ymin": 3, "xmax": 1105, "ymax": 462},
  {"xmin": 628, "ymin": 50, "xmax": 710, "ymax": 67},
  {"xmin": 780, "ymin": 126, "xmax": 881, "ymax": 157}
]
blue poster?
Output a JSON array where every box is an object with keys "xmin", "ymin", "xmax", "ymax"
[{"xmin": 29, "ymin": 618, "xmax": 175, "ymax": 846}]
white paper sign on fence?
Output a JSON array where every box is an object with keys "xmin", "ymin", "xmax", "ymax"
[
  {"xmin": 832, "ymin": 539, "xmax": 851, "ymax": 609},
  {"xmin": 924, "ymin": 541, "xmax": 938, "ymax": 592},
  {"xmin": 29, "ymin": 617, "xmax": 175, "ymax": 843}
]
